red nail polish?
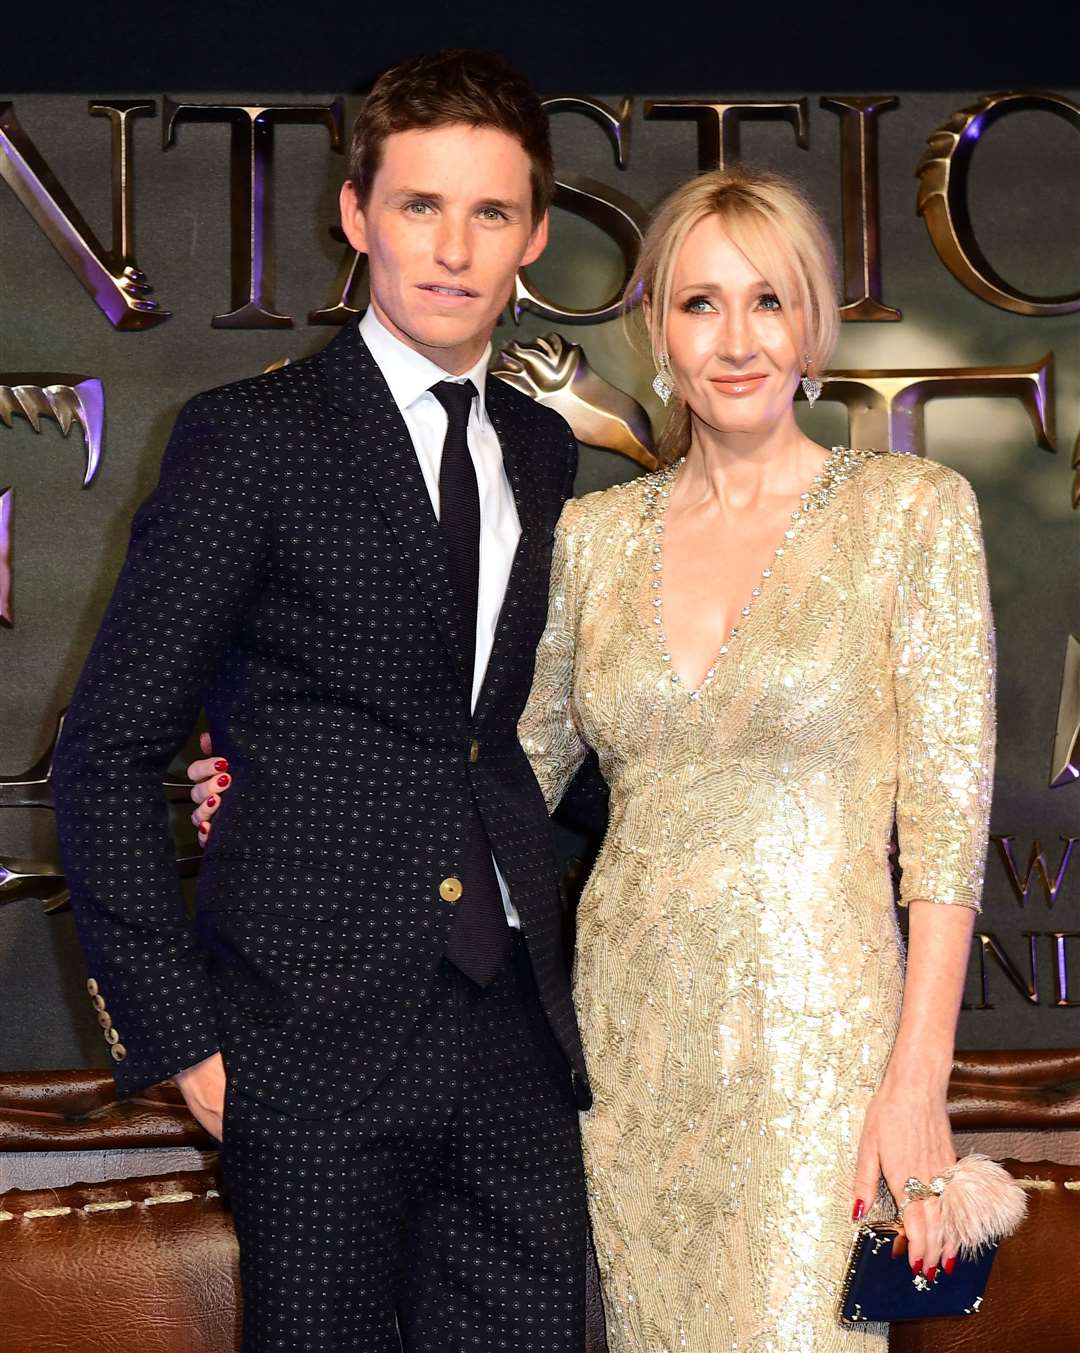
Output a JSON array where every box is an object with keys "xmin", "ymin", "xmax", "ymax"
[
  {"xmin": 912, "ymin": 1258, "xmax": 923, "ymax": 1274},
  {"xmin": 217, "ymin": 775, "xmax": 229, "ymax": 787},
  {"xmin": 943, "ymin": 1256, "xmax": 956, "ymax": 1275},
  {"xmin": 852, "ymin": 1200, "xmax": 866, "ymax": 1222},
  {"xmin": 926, "ymin": 1266, "xmax": 938, "ymax": 1283},
  {"xmin": 214, "ymin": 760, "xmax": 229, "ymax": 771},
  {"xmin": 198, "ymin": 822, "xmax": 208, "ymax": 833},
  {"xmin": 207, "ymin": 796, "xmax": 217, "ymax": 808}
]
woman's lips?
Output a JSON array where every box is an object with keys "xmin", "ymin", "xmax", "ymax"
[{"xmin": 708, "ymin": 374, "xmax": 767, "ymax": 396}]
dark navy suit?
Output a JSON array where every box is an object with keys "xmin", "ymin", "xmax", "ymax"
[{"xmin": 55, "ymin": 317, "xmax": 600, "ymax": 1351}]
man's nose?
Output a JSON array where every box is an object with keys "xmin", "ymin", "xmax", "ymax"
[{"xmin": 434, "ymin": 215, "xmax": 471, "ymax": 273}]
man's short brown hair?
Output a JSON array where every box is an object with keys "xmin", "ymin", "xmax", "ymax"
[{"xmin": 348, "ymin": 49, "xmax": 555, "ymax": 223}]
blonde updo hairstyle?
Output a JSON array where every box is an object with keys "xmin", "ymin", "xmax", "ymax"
[{"xmin": 626, "ymin": 167, "xmax": 840, "ymax": 464}]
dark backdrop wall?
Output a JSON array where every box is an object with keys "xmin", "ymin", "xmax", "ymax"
[{"xmin": 2, "ymin": 48, "xmax": 1079, "ymax": 1073}]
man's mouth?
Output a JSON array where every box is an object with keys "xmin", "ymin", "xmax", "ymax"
[{"xmin": 417, "ymin": 283, "xmax": 477, "ymax": 298}]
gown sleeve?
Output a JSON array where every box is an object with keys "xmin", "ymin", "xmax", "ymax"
[
  {"xmin": 891, "ymin": 468, "xmax": 996, "ymax": 912},
  {"xmin": 518, "ymin": 500, "xmax": 591, "ymax": 813}
]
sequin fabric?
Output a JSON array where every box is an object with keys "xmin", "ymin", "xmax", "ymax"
[{"xmin": 520, "ymin": 448, "xmax": 996, "ymax": 1353}]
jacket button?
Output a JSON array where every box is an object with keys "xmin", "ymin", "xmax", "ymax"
[
  {"xmin": 86, "ymin": 978, "xmax": 99, "ymax": 997},
  {"xmin": 110, "ymin": 1044, "xmax": 127, "ymax": 1062},
  {"xmin": 91, "ymin": 995, "xmax": 107, "ymax": 1012},
  {"xmin": 104, "ymin": 1028, "xmax": 120, "ymax": 1045},
  {"xmin": 97, "ymin": 1011, "xmax": 112, "ymax": 1029},
  {"xmin": 469, "ymin": 739, "xmax": 480, "ymax": 764},
  {"xmin": 439, "ymin": 877, "xmax": 463, "ymax": 903}
]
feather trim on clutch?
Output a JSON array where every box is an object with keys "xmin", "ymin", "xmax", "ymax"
[{"xmin": 940, "ymin": 1154, "xmax": 1027, "ymax": 1259}]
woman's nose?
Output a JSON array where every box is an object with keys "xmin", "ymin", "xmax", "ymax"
[{"xmin": 717, "ymin": 307, "xmax": 754, "ymax": 365}]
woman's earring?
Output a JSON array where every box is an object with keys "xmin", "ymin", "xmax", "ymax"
[
  {"xmin": 801, "ymin": 356, "xmax": 822, "ymax": 408},
  {"xmin": 652, "ymin": 353, "xmax": 674, "ymax": 407}
]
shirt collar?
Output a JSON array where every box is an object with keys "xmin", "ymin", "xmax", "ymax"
[{"xmin": 359, "ymin": 307, "xmax": 491, "ymax": 420}]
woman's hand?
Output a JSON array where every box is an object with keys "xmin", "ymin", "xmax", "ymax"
[
  {"xmin": 852, "ymin": 1074, "xmax": 957, "ymax": 1280},
  {"xmin": 188, "ymin": 731, "xmax": 232, "ymax": 843}
]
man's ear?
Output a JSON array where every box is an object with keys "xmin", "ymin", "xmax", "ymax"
[
  {"xmin": 339, "ymin": 180, "xmax": 368, "ymax": 255},
  {"xmin": 521, "ymin": 210, "xmax": 549, "ymax": 268}
]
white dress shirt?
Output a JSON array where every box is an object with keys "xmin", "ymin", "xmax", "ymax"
[{"xmin": 359, "ymin": 308, "xmax": 522, "ymax": 928}]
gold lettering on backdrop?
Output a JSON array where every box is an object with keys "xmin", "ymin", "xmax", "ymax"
[
  {"xmin": 1050, "ymin": 636, "xmax": 1080, "ymax": 788},
  {"xmin": 0, "ymin": 376, "xmax": 104, "ymax": 625},
  {"xmin": 514, "ymin": 97, "xmax": 648, "ymax": 325},
  {"xmin": 916, "ymin": 91, "xmax": 1080, "ymax": 316},
  {"xmin": 492, "ymin": 334, "xmax": 657, "ymax": 469},
  {"xmin": 643, "ymin": 99, "xmax": 809, "ymax": 171},
  {"xmin": 965, "ymin": 932, "xmax": 1041, "ymax": 1009},
  {"xmin": 1073, "ymin": 426, "xmax": 1080, "ymax": 511},
  {"xmin": 991, "ymin": 835, "xmax": 1078, "ymax": 906},
  {"xmin": 810, "ymin": 355, "xmax": 1055, "ymax": 457},
  {"xmin": 162, "ymin": 98, "xmax": 345, "ymax": 328},
  {"xmin": 819, "ymin": 96, "xmax": 901, "ymax": 322},
  {"xmin": 1050, "ymin": 933, "xmax": 1080, "ymax": 1007},
  {"xmin": 0, "ymin": 101, "xmax": 166, "ymax": 329},
  {"xmin": 309, "ymin": 225, "xmax": 367, "ymax": 326}
]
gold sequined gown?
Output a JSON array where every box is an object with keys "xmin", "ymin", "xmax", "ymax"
[{"xmin": 519, "ymin": 448, "xmax": 995, "ymax": 1353}]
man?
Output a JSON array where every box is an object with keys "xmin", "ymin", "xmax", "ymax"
[{"xmin": 55, "ymin": 49, "xmax": 602, "ymax": 1353}]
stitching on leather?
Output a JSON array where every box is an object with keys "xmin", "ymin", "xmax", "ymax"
[{"xmin": 0, "ymin": 1188, "xmax": 220, "ymax": 1221}]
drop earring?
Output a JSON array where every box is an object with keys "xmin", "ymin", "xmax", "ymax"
[
  {"xmin": 801, "ymin": 356, "xmax": 822, "ymax": 408},
  {"xmin": 652, "ymin": 352, "xmax": 674, "ymax": 406}
]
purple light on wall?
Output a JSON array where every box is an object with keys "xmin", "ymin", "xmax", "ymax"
[{"xmin": 0, "ymin": 486, "xmax": 11, "ymax": 626}]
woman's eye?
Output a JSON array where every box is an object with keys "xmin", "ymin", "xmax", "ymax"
[
  {"xmin": 683, "ymin": 295, "xmax": 714, "ymax": 313},
  {"xmin": 758, "ymin": 292, "xmax": 782, "ymax": 311}
]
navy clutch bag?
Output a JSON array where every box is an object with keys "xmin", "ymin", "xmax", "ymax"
[{"xmin": 839, "ymin": 1224, "xmax": 997, "ymax": 1325}]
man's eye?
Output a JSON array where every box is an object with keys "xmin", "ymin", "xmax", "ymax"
[
  {"xmin": 682, "ymin": 295, "xmax": 714, "ymax": 313},
  {"xmin": 405, "ymin": 200, "xmax": 433, "ymax": 215},
  {"xmin": 758, "ymin": 292, "xmax": 782, "ymax": 311},
  {"xmin": 478, "ymin": 207, "xmax": 508, "ymax": 222}
]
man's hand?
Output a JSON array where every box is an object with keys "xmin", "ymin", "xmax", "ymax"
[
  {"xmin": 174, "ymin": 1049, "xmax": 227, "ymax": 1141},
  {"xmin": 188, "ymin": 731, "xmax": 231, "ymax": 843}
]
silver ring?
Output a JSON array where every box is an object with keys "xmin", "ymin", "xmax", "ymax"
[{"xmin": 903, "ymin": 1176, "xmax": 933, "ymax": 1202}]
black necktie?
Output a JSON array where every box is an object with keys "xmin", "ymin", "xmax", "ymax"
[{"xmin": 429, "ymin": 380, "xmax": 512, "ymax": 986}]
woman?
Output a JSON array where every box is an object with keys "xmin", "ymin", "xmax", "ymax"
[{"xmin": 194, "ymin": 169, "xmax": 995, "ymax": 1351}]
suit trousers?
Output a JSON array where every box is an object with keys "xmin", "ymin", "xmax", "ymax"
[{"xmin": 219, "ymin": 935, "xmax": 587, "ymax": 1352}]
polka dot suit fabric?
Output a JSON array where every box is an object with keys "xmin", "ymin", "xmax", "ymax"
[
  {"xmin": 54, "ymin": 317, "xmax": 598, "ymax": 1349},
  {"xmin": 222, "ymin": 940, "xmax": 586, "ymax": 1352}
]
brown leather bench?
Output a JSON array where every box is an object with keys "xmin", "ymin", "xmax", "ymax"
[{"xmin": 2, "ymin": 1051, "xmax": 1079, "ymax": 1352}]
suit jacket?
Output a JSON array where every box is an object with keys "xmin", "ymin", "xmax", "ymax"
[{"xmin": 54, "ymin": 318, "xmax": 593, "ymax": 1118}]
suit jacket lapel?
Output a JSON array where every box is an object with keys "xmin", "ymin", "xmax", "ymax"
[
  {"xmin": 316, "ymin": 320, "xmax": 472, "ymax": 696},
  {"xmin": 475, "ymin": 378, "xmax": 542, "ymax": 720}
]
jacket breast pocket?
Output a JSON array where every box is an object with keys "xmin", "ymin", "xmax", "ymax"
[{"xmin": 197, "ymin": 857, "xmax": 345, "ymax": 919}]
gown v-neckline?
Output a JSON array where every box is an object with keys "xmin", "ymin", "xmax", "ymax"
[{"xmin": 646, "ymin": 446, "xmax": 875, "ymax": 700}]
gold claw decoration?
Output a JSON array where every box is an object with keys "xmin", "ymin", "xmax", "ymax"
[
  {"xmin": 492, "ymin": 334, "xmax": 657, "ymax": 471},
  {"xmin": 0, "ymin": 376, "xmax": 104, "ymax": 487},
  {"xmin": 1050, "ymin": 635, "xmax": 1080, "ymax": 789},
  {"xmin": 0, "ymin": 374, "xmax": 105, "ymax": 625}
]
